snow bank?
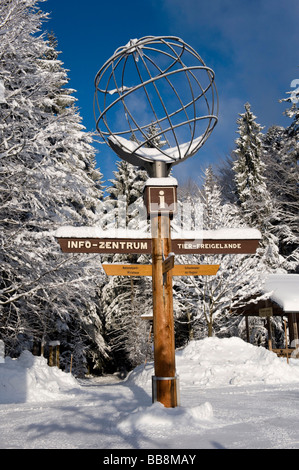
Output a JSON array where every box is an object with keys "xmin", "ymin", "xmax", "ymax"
[
  {"xmin": 0, "ymin": 351, "xmax": 79, "ymax": 404},
  {"xmin": 129, "ymin": 337, "xmax": 299, "ymax": 391},
  {"xmin": 54, "ymin": 226, "xmax": 261, "ymax": 240},
  {"xmin": 173, "ymin": 227, "xmax": 261, "ymax": 240},
  {"xmin": 119, "ymin": 336, "xmax": 299, "ymax": 435},
  {"xmin": 117, "ymin": 401, "xmax": 213, "ymax": 435},
  {"xmin": 177, "ymin": 337, "xmax": 299, "ymax": 387},
  {"xmin": 55, "ymin": 226, "xmax": 151, "ymax": 239}
]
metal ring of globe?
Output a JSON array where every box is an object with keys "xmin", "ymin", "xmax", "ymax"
[{"xmin": 94, "ymin": 36, "xmax": 218, "ymax": 176}]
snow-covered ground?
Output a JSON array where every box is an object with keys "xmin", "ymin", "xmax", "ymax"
[{"xmin": 1, "ymin": 336, "xmax": 299, "ymax": 449}]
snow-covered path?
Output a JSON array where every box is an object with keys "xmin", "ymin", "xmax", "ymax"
[
  {"xmin": 0, "ymin": 380, "xmax": 299, "ymax": 449},
  {"xmin": 0, "ymin": 381, "xmax": 147, "ymax": 449},
  {"xmin": 1, "ymin": 337, "xmax": 299, "ymax": 449}
]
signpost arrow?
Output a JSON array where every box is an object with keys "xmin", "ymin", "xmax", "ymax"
[
  {"xmin": 162, "ymin": 253, "xmax": 175, "ymax": 274},
  {"xmin": 102, "ymin": 264, "xmax": 152, "ymax": 276},
  {"xmin": 102, "ymin": 263, "xmax": 220, "ymax": 277},
  {"xmin": 172, "ymin": 264, "xmax": 220, "ymax": 276}
]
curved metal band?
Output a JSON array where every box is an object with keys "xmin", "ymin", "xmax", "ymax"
[{"xmin": 152, "ymin": 376, "xmax": 179, "ymax": 381}]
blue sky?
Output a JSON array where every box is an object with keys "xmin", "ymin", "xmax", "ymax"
[{"xmin": 43, "ymin": 0, "xmax": 298, "ymax": 185}]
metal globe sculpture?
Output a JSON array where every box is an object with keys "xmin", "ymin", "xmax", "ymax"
[{"xmin": 94, "ymin": 36, "xmax": 218, "ymax": 176}]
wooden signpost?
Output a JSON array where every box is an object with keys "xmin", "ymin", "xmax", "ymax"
[
  {"xmin": 171, "ymin": 264, "xmax": 220, "ymax": 276},
  {"xmin": 102, "ymin": 264, "xmax": 152, "ymax": 276},
  {"xmin": 57, "ymin": 236, "xmax": 259, "ymax": 255},
  {"xmin": 102, "ymin": 263, "xmax": 220, "ymax": 277},
  {"xmin": 162, "ymin": 253, "xmax": 175, "ymax": 274},
  {"xmin": 88, "ymin": 36, "xmax": 262, "ymax": 408},
  {"xmin": 56, "ymin": 178, "xmax": 261, "ymax": 408}
]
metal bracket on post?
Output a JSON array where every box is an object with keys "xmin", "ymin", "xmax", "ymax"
[{"xmin": 152, "ymin": 376, "xmax": 180, "ymax": 406}]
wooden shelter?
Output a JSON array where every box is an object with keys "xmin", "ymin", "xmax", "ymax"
[{"xmin": 233, "ymin": 274, "xmax": 299, "ymax": 359}]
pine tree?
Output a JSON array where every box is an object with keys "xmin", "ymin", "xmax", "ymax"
[
  {"xmin": 232, "ymin": 103, "xmax": 284, "ymax": 271},
  {"xmin": 216, "ymin": 153, "xmax": 238, "ymax": 204},
  {"xmin": 280, "ymin": 85, "xmax": 299, "ymax": 272},
  {"xmin": 143, "ymin": 122, "xmax": 167, "ymax": 149},
  {"xmin": 233, "ymin": 103, "xmax": 272, "ymax": 228},
  {"xmin": 261, "ymin": 83, "xmax": 299, "ymax": 273},
  {"xmin": 0, "ymin": 0, "xmax": 107, "ymax": 372},
  {"xmin": 103, "ymin": 159, "xmax": 147, "ymax": 232}
]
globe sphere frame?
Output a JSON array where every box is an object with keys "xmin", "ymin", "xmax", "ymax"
[{"xmin": 94, "ymin": 36, "xmax": 218, "ymax": 177}]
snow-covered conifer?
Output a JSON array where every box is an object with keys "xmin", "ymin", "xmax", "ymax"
[
  {"xmin": 103, "ymin": 159, "xmax": 147, "ymax": 231},
  {"xmin": 232, "ymin": 103, "xmax": 284, "ymax": 271},
  {"xmin": 144, "ymin": 122, "xmax": 167, "ymax": 149},
  {"xmin": 0, "ymin": 0, "xmax": 107, "ymax": 372},
  {"xmin": 262, "ymin": 83, "xmax": 299, "ymax": 272},
  {"xmin": 233, "ymin": 103, "xmax": 272, "ymax": 228}
]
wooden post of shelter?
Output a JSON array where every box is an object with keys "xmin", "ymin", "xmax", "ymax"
[
  {"xmin": 49, "ymin": 344, "xmax": 53, "ymax": 367},
  {"xmin": 245, "ymin": 315, "xmax": 250, "ymax": 343},
  {"xmin": 265, "ymin": 300, "xmax": 273, "ymax": 351},
  {"xmin": 267, "ymin": 316, "xmax": 273, "ymax": 351},
  {"xmin": 48, "ymin": 341, "xmax": 60, "ymax": 368},
  {"xmin": 289, "ymin": 313, "xmax": 299, "ymax": 348},
  {"xmin": 284, "ymin": 319, "xmax": 289, "ymax": 364},
  {"xmin": 288, "ymin": 313, "xmax": 299, "ymax": 359}
]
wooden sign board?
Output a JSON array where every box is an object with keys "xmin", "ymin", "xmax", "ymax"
[
  {"xmin": 102, "ymin": 264, "xmax": 151, "ymax": 276},
  {"xmin": 140, "ymin": 313, "xmax": 154, "ymax": 321},
  {"xmin": 174, "ymin": 239, "xmax": 259, "ymax": 255},
  {"xmin": 143, "ymin": 185, "xmax": 177, "ymax": 215},
  {"xmin": 259, "ymin": 307, "xmax": 273, "ymax": 317},
  {"xmin": 172, "ymin": 264, "xmax": 220, "ymax": 276},
  {"xmin": 162, "ymin": 254, "xmax": 175, "ymax": 274},
  {"xmin": 58, "ymin": 238, "xmax": 151, "ymax": 254},
  {"xmin": 102, "ymin": 264, "xmax": 220, "ymax": 277},
  {"xmin": 58, "ymin": 238, "xmax": 260, "ymax": 255}
]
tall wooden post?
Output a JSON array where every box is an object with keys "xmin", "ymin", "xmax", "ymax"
[
  {"xmin": 151, "ymin": 213, "xmax": 178, "ymax": 407},
  {"xmin": 162, "ymin": 213, "xmax": 178, "ymax": 406},
  {"xmin": 146, "ymin": 168, "xmax": 179, "ymax": 408}
]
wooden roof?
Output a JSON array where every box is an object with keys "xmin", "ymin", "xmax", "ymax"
[
  {"xmin": 232, "ymin": 274, "xmax": 299, "ymax": 316},
  {"xmin": 232, "ymin": 297, "xmax": 284, "ymax": 317}
]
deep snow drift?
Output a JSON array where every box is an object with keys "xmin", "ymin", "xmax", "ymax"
[
  {"xmin": 131, "ymin": 336, "xmax": 299, "ymax": 390},
  {"xmin": 1, "ymin": 337, "xmax": 299, "ymax": 449},
  {"xmin": 0, "ymin": 350, "xmax": 79, "ymax": 404}
]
